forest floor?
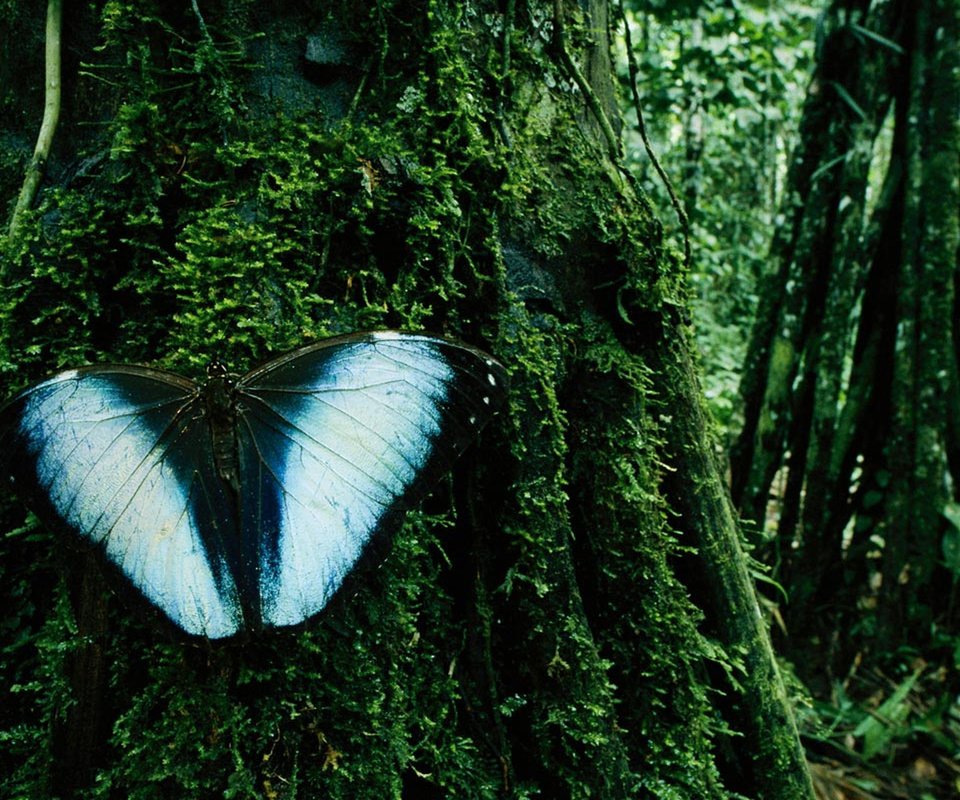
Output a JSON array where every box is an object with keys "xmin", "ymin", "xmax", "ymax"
[{"xmin": 805, "ymin": 663, "xmax": 960, "ymax": 799}]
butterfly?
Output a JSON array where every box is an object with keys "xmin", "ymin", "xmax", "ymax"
[{"xmin": 0, "ymin": 332, "xmax": 507, "ymax": 638}]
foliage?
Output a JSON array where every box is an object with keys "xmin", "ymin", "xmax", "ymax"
[
  {"xmin": 798, "ymin": 657, "xmax": 960, "ymax": 798},
  {"xmin": 618, "ymin": 0, "xmax": 816, "ymax": 432}
]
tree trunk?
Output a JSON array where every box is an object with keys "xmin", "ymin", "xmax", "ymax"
[{"xmin": 0, "ymin": 2, "xmax": 812, "ymax": 797}]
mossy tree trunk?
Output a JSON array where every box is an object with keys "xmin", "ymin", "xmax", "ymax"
[
  {"xmin": 731, "ymin": 0, "xmax": 960, "ymax": 674},
  {"xmin": 0, "ymin": 2, "xmax": 812, "ymax": 798}
]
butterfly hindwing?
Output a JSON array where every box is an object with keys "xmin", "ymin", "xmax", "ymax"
[
  {"xmin": 236, "ymin": 332, "xmax": 507, "ymax": 628},
  {"xmin": 0, "ymin": 367, "xmax": 243, "ymax": 638}
]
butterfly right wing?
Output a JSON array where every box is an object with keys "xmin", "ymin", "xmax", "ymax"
[
  {"xmin": 0, "ymin": 367, "xmax": 243, "ymax": 638},
  {"xmin": 235, "ymin": 332, "xmax": 507, "ymax": 630}
]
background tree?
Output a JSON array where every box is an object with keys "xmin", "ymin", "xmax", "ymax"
[
  {"xmin": 724, "ymin": 0, "xmax": 960, "ymax": 792},
  {"xmin": 0, "ymin": 2, "xmax": 811, "ymax": 800},
  {"xmin": 621, "ymin": 0, "xmax": 960, "ymax": 794},
  {"xmin": 731, "ymin": 0, "xmax": 959, "ymax": 670}
]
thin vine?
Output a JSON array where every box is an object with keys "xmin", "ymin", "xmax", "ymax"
[
  {"xmin": 617, "ymin": 0, "xmax": 691, "ymax": 267},
  {"xmin": 551, "ymin": 0, "xmax": 623, "ymax": 169},
  {"xmin": 7, "ymin": 0, "xmax": 62, "ymax": 248}
]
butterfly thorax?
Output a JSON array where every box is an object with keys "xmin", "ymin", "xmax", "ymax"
[{"xmin": 203, "ymin": 363, "xmax": 241, "ymax": 494}]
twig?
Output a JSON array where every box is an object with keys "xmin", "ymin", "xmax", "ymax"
[
  {"xmin": 190, "ymin": 0, "xmax": 213, "ymax": 45},
  {"xmin": 7, "ymin": 0, "xmax": 63, "ymax": 245},
  {"xmin": 496, "ymin": 0, "xmax": 517, "ymax": 148},
  {"xmin": 501, "ymin": 0, "xmax": 516, "ymax": 96},
  {"xmin": 617, "ymin": 0, "xmax": 691, "ymax": 267}
]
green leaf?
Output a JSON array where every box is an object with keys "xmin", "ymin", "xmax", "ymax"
[
  {"xmin": 827, "ymin": 80, "xmax": 867, "ymax": 121},
  {"xmin": 849, "ymin": 22, "xmax": 905, "ymax": 55},
  {"xmin": 852, "ymin": 669, "xmax": 921, "ymax": 759}
]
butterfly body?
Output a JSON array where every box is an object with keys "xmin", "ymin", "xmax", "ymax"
[
  {"xmin": 203, "ymin": 363, "xmax": 243, "ymax": 494},
  {"xmin": 0, "ymin": 332, "xmax": 506, "ymax": 638}
]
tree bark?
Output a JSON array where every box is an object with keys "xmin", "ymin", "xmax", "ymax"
[{"xmin": 646, "ymin": 316, "xmax": 815, "ymax": 798}]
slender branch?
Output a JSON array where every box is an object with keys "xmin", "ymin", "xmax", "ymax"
[
  {"xmin": 190, "ymin": 0, "xmax": 213, "ymax": 45},
  {"xmin": 617, "ymin": 0, "xmax": 691, "ymax": 267},
  {"xmin": 551, "ymin": 0, "xmax": 623, "ymax": 168},
  {"xmin": 7, "ymin": 0, "xmax": 63, "ymax": 244},
  {"xmin": 345, "ymin": 56, "xmax": 374, "ymax": 122},
  {"xmin": 502, "ymin": 0, "xmax": 515, "ymax": 89},
  {"xmin": 495, "ymin": 0, "xmax": 517, "ymax": 149}
]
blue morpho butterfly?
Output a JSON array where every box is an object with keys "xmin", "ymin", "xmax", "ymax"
[{"xmin": 0, "ymin": 332, "xmax": 506, "ymax": 639}]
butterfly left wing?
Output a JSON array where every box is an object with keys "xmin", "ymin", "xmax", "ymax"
[
  {"xmin": 0, "ymin": 367, "xmax": 244, "ymax": 638},
  {"xmin": 235, "ymin": 331, "xmax": 507, "ymax": 629}
]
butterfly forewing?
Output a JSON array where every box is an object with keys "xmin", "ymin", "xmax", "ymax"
[
  {"xmin": 0, "ymin": 367, "xmax": 243, "ymax": 638},
  {"xmin": 236, "ymin": 332, "xmax": 507, "ymax": 628}
]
